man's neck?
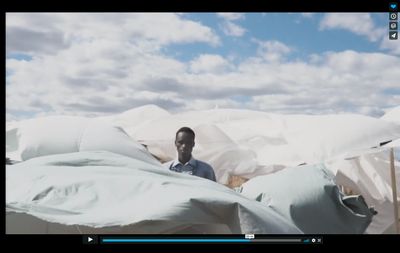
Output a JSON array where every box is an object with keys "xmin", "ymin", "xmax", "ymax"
[{"xmin": 178, "ymin": 156, "xmax": 191, "ymax": 165}]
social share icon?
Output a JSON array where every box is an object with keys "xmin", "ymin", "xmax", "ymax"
[
  {"xmin": 390, "ymin": 12, "xmax": 398, "ymax": 20},
  {"xmin": 389, "ymin": 31, "xmax": 398, "ymax": 40},
  {"xmin": 390, "ymin": 22, "xmax": 398, "ymax": 30}
]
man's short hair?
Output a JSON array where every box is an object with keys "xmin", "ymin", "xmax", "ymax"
[{"xmin": 176, "ymin": 127, "xmax": 195, "ymax": 140}]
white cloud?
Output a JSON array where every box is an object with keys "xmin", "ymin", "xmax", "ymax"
[
  {"xmin": 324, "ymin": 50, "xmax": 399, "ymax": 74},
  {"xmin": 319, "ymin": 13, "xmax": 385, "ymax": 42},
  {"xmin": 7, "ymin": 13, "xmax": 220, "ymax": 118},
  {"xmin": 182, "ymin": 98, "xmax": 244, "ymax": 111},
  {"xmin": 6, "ymin": 13, "xmax": 221, "ymax": 56},
  {"xmin": 220, "ymin": 21, "xmax": 246, "ymax": 37},
  {"xmin": 190, "ymin": 54, "xmax": 232, "ymax": 73},
  {"xmin": 216, "ymin": 13, "xmax": 245, "ymax": 21},
  {"xmin": 124, "ymin": 13, "xmax": 221, "ymax": 46},
  {"xmin": 253, "ymin": 40, "xmax": 293, "ymax": 62},
  {"xmin": 380, "ymin": 36, "xmax": 400, "ymax": 55},
  {"xmin": 8, "ymin": 42, "xmax": 400, "ymax": 118},
  {"xmin": 216, "ymin": 13, "xmax": 246, "ymax": 37},
  {"xmin": 6, "ymin": 41, "xmax": 188, "ymax": 117},
  {"xmin": 319, "ymin": 13, "xmax": 400, "ymax": 56},
  {"xmin": 244, "ymin": 50, "xmax": 400, "ymax": 116},
  {"xmin": 6, "ymin": 13, "xmax": 400, "ymax": 119}
]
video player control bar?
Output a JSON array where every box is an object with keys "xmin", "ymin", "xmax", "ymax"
[{"xmin": 98, "ymin": 237, "xmax": 322, "ymax": 244}]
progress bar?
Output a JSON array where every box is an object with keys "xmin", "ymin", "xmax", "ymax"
[
  {"xmin": 102, "ymin": 239, "xmax": 250, "ymax": 243},
  {"xmin": 101, "ymin": 238, "xmax": 313, "ymax": 244},
  {"xmin": 253, "ymin": 239, "xmax": 302, "ymax": 242}
]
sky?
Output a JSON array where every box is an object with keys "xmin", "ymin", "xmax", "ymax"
[{"xmin": 5, "ymin": 13, "xmax": 400, "ymax": 121}]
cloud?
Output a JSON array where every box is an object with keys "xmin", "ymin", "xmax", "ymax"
[
  {"xmin": 124, "ymin": 13, "xmax": 221, "ymax": 46},
  {"xmin": 8, "ymin": 47, "xmax": 400, "ymax": 118},
  {"xmin": 380, "ymin": 36, "xmax": 400, "ymax": 55},
  {"xmin": 143, "ymin": 77, "xmax": 184, "ymax": 92},
  {"xmin": 6, "ymin": 13, "xmax": 221, "ymax": 57},
  {"xmin": 189, "ymin": 54, "xmax": 232, "ymax": 73},
  {"xmin": 216, "ymin": 13, "xmax": 245, "ymax": 21},
  {"xmin": 59, "ymin": 91, "xmax": 184, "ymax": 116},
  {"xmin": 6, "ymin": 13, "xmax": 219, "ymax": 118},
  {"xmin": 6, "ymin": 26, "xmax": 70, "ymax": 55},
  {"xmin": 319, "ymin": 13, "xmax": 400, "ymax": 56},
  {"xmin": 253, "ymin": 40, "xmax": 293, "ymax": 62},
  {"xmin": 220, "ymin": 21, "xmax": 246, "ymax": 37},
  {"xmin": 216, "ymin": 13, "xmax": 246, "ymax": 37},
  {"xmin": 324, "ymin": 50, "xmax": 399, "ymax": 74},
  {"xmin": 237, "ymin": 49, "xmax": 400, "ymax": 115},
  {"xmin": 319, "ymin": 13, "xmax": 385, "ymax": 42},
  {"xmin": 6, "ymin": 13, "xmax": 400, "ymax": 120}
]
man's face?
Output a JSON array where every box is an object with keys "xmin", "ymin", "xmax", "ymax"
[{"xmin": 175, "ymin": 132, "xmax": 195, "ymax": 162}]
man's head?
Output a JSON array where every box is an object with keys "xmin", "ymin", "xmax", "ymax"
[{"xmin": 175, "ymin": 127, "xmax": 195, "ymax": 164}]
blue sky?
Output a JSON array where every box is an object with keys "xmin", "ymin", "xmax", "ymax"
[
  {"xmin": 164, "ymin": 13, "xmax": 385, "ymax": 61},
  {"xmin": 5, "ymin": 13, "xmax": 400, "ymax": 120}
]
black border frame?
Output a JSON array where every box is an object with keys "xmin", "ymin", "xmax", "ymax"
[{"xmin": 3, "ymin": 0, "xmax": 399, "ymax": 252}]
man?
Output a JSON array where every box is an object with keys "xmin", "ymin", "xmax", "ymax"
[{"xmin": 164, "ymin": 127, "xmax": 216, "ymax": 182}]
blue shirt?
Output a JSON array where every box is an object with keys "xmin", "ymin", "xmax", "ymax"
[{"xmin": 163, "ymin": 156, "xmax": 216, "ymax": 182}]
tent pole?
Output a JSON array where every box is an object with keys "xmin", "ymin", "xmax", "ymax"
[{"xmin": 390, "ymin": 148, "xmax": 399, "ymax": 234}]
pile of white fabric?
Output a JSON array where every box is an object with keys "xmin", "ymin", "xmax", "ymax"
[
  {"xmin": 6, "ymin": 151, "xmax": 301, "ymax": 234},
  {"xmin": 6, "ymin": 115, "xmax": 159, "ymax": 166},
  {"xmin": 6, "ymin": 105, "xmax": 400, "ymax": 234}
]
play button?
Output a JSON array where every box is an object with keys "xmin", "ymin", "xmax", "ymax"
[{"xmin": 83, "ymin": 235, "xmax": 98, "ymax": 244}]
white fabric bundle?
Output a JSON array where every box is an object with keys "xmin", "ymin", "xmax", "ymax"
[
  {"xmin": 126, "ymin": 107, "xmax": 400, "ymax": 182},
  {"xmin": 6, "ymin": 116, "xmax": 160, "ymax": 166},
  {"xmin": 6, "ymin": 151, "xmax": 301, "ymax": 234},
  {"xmin": 239, "ymin": 164, "xmax": 375, "ymax": 234}
]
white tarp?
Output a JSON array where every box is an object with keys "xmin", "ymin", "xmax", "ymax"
[
  {"xmin": 381, "ymin": 106, "xmax": 400, "ymax": 124},
  {"xmin": 125, "ymin": 107, "xmax": 400, "ymax": 179},
  {"xmin": 6, "ymin": 151, "xmax": 302, "ymax": 234},
  {"xmin": 381, "ymin": 106, "xmax": 400, "ymax": 161},
  {"xmin": 239, "ymin": 164, "xmax": 375, "ymax": 234},
  {"xmin": 96, "ymin": 104, "xmax": 171, "ymax": 134},
  {"xmin": 326, "ymin": 149, "xmax": 400, "ymax": 234},
  {"xmin": 6, "ymin": 116, "xmax": 160, "ymax": 166},
  {"xmin": 6, "ymin": 105, "xmax": 400, "ymax": 234}
]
